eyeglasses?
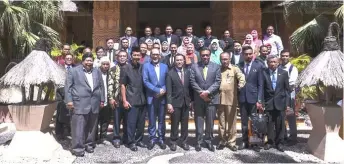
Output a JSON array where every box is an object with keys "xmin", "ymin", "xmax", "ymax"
[
  {"xmin": 151, "ymin": 53, "xmax": 160, "ymax": 55},
  {"xmin": 65, "ymin": 58, "xmax": 73, "ymax": 60}
]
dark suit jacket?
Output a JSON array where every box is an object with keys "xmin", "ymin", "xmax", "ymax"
[
  {"xmin": 159, "ymin": 34, "xmax": 180, "ymax": 46},
  {"xmin": 120, "ymin": 36, "xmax": 138, "ymax": 48},
  {"xmin": 263, "ymin": 68, "xmax": 290, "ymax": 111},
  {"xmin": 65, "ymin": 65, "xmax": 105, "ymax": 114},
  {"xmin": 255, "ymin": 56, "xmax": 268, "ymax": 68},
  {"xmin": 166, "ymin": 68, "xmax": 193, "ymax": 108},
  {"xmin": 231, "ymin": 53, "xmax": 244, "ymax": 66},
  {"xmin": 190, "ymin": 62, "xmax": 221, "ymax": 105},
  {"xmin": 161, "ymin": 54, "xmax": 175, "ymax": 70},
  {"xmin": 238, "ymin": 60, "xmax": 264, "ymax": 104}
]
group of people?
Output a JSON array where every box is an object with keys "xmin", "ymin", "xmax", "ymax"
[{"xmin": 54, "ymin": 24, "xmax": 298, "ymax": 157}]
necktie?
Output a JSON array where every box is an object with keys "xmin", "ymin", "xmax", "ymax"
[
  {"xmin": 180, "ymin": 70, "xmax": 184, "ymax": 84},
  {"xmin": 203, "ymin": 65, "xmax": 208, "ymax": 79},
  {"xmin": 272, "ymin": 71, "xmax": 276, "ymax": 90},
  {"xmin": 67, "ymin": 65, "xmax": 71, "ymax": 70},
  {"xmin": 245, "ymin": 63, "xmax": 250, "ymax": 75}
]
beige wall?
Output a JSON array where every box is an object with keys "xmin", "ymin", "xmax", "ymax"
[{"xmin": 137, "ymin": 8, "xmax": 211, "ymax": 37}]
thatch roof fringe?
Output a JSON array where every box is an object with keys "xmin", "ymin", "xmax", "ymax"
[{"xmin": 0, "ymin": 50, "xmax": 66, "ymax": 87}]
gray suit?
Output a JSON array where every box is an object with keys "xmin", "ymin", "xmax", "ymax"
[
  {"xmin": 65, "ymin": 65, "xmax": 105, "ymax": 153},
  {"xmin": 190, "ymin": 61, "xmax": 221, "ymax": 144}
]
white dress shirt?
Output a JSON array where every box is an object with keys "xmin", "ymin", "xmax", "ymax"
[
  {"xmin": 85, "ymin": 71, "xmax": 94, "ymax": 91},
  {"xmin": 263, "ymin": 34, "xmax": 284, "ymax": 57},
  {"xmin": 101, "ymin": 73, "xmax": 107, "ymax": 106},
  {"xmin": 233, "ymin": 53, "xmax": 241, "ymax": 65},
  {"xmin": 167, "ymin": 35, "xmax": 171, "ymax": 45},
  {"xmin": 280, "ymin": 62, "xmax": 298, "ymax": 86},
  {"xmin": 154, "ymin": 63, "xmax": 160, "ymax": 82},
  {"xmin": 93, "ymin": 58, "xmax": 101, "ymax": 68}
]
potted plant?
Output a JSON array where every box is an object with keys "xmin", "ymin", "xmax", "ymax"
[
  {"xmin": 0, "ymin": 38, "xmax": 66, "ymax": 160},
  {"xmin": 295, "ymin": 22, "xmax": 344, "ymax": 162}
]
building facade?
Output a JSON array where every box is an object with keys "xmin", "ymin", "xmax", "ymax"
[{"xmin": 61, "ymin": 1, "xmax": 263, "ymax": 48}]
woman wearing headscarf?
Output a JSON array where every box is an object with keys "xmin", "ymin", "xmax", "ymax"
[
  {"xmin": 251, "ymin": 30, "xmax": 262, "ymax": 48},
  {"xmin": 177, "ymin": 37, "xmax": 190, "ymax": 55},
  {"xmin": 185, "ymin": 43, "xmax": 199, "ymax": 68},
  {"xmin": 243, "ymin": 34, "xmax": 259, "ymax": 58},
  {"xmin": 195, "ymin": 38, "xmax": 205, "ymax": 52},
  {"xmin": 145, "ymin": 38, "xmax": 153, "ymax": 55},
  {"xmin": 160, "ymin": 41, "xmax": 170, "ymax": 57},
  {"xmin": 209, "ymin": 39, "xmax": 223, "ymax": 65}
]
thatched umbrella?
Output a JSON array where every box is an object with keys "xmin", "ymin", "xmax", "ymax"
[
  {"xmin": 296, "ymin": 22, "xmax": 344, "ymax": 104},
  {"xmin": 0, "ymin": 39, "xmax": 66, "ymax": 104}
]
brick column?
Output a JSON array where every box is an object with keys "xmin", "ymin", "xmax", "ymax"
[
  {"xmin": 228, "ymin": 1, "xmax": 262, "ymax": 41},
  {"xmin": 93, "ymin": 1, "xmax": 121, "ymax": 47}
]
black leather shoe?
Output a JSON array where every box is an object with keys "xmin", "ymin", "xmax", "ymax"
[
  {"xmin": 195, "ymin": 144, "xmax": 202, "ymax": 152},
  {"xmin": 251, "ymin": 144, "xmax": 261, "ymax": 152},
  {"xmin": 276, "ymin": 144, "xmax": 284, "ymax": 152},
  {"xmin": 113, "ymin": 142, "xmax": 120, "ymax": 148},
  {"xmin": 207, "ymin": 143, "xmax": 215, "ymax": 152},
  {"xmin": 147, "ymin": 141, "xmax": 155, "ymax": 150},
  {"xmin": 228, "ymin": 145, "xmax": 238, "ymax": 152},
  {"xmin": 85, "ymin": 147, "xmax": 94, "ymax": 153},
  {"xmin": 170, "ymin": 143, "xmax": 177, "ymax": 151},
  {"xmin": 158, "ymin": 141, "xmax": 167, "ymax": 150},
  {"xmin": 72, "ymin": 151, "xmax": 85, "ymax": 157},
  {"xmin": 216, "ymin": 144, "xmax": 226, "ymax": 150},
  {"xmin": 264, "ymin": 143, "xmax": 273, "ymax": 150},
  {"xmin": 238, "ymin": 142, "xmax": 249, "ymax": 150},
  {"xmin": 136, "ymin": 141, "xmax": 147, "ymax": 148},
  {"xmin": 181, "ymin": 143, "xmax": 190, "ymax": 151},
  {"xmin": 129, "ymin": 144, "xmax": 138, "ymax": 152}
]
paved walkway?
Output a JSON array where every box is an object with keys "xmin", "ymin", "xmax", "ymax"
[{"xmin": 0, "ymin": 122, "xmax": 323, "ymax": 163}]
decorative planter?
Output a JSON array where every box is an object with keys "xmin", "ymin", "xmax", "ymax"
[
  {"xmin": 0, "ymin": 105, "xmax": 13, "ymax": 123},
  {"xmin": 306, "ymin": 103, "xmax": 344, "ymax": 162},
  {"xmin": 8, "ymin": 102, "xmax": 57, "ymax": 131},
  {"xmin": 3, "ymin": 102, "xmax": 62, "ymax": 161}
]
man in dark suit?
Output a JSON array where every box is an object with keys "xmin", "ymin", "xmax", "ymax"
[
  {"xmin": 139, "ymin": 27, "xmax": 156, "ymax": 45},
  {"xmin": 263, "ymin": 55, "xmax": 290, "ymax": 152},
  {"xmin": 190, "ymin": 48, "xmax": 221, "ymax": 152},
  {"xmin": 161, "ymin": 43, "xmax": 178, "ymax": 70},
  {"xmin": 166, "ymin": 54, "xmax": 193, "ymax": 151},
  {"xmin": 159, "ymin": 25, "xmax": 180, "ymax": 46},
  {"xmin": 65, "ymin": 52, "xmax": 105, "ymax": 157},
  {"xmin": 121, "ymin": 47, "xmax": 147, "ymax": 151},
  {"xmin": 142, "ymin": 48, "xmax": 169, "ymax": 150},
  {"xmin": 255, "ymin": 45, "xmax": 269, "ymax": 68},
  {"xmin": 55, "ymin": 53, "xmax": 75, "ymax": 141},
  {"xmin": 120, "ymin": 26, "xmax": 138, "ymax": 49},
  {"xmin": 183, "ymin": 25, "xmax": 198, "ymax": 46},
  {"xmin": 231, "ymin": 41, "xmax": 244, "ymax": 66},
  {"xmin": 238, "ymin": 46, "xmax": 264, "ymax": 150},
  {"xmin": 201, "ymin": 25, "xmax": 217, "ymax": 47}
]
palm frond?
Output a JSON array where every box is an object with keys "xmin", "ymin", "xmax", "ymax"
[
  {"xmin": 32, "ymin": 22, "xmax": 61, "ymax": 49},
  {"xmin": 289, "ymin": 15, "xmax": 330, "ymax": 56},
  {"xmin": 0, "ymin": 1, "xmax": 29, "ymax": 43},
  {"xmin": 22, "ymin": 0, "xmax": 63, "ymax": 26}
]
